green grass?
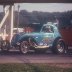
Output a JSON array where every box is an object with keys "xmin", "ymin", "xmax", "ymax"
[{"xmin": 0, "ymin": 63, "xmax": 72, "ymax": 72}]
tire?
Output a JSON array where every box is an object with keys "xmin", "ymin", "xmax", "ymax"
[
  {"xmin": 1, "ymin": 40, "xmax": 10, "ymax": 52},
  {"xmin": 52, "ymin": 38, "xmax": 66, "ymax": 54},
  {"xmin": 20, "ymin": 41, "xmax": 29, "ymax": 54}
]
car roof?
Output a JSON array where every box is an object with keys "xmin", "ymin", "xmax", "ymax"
[{"xmin": 43, "ymin": 23, "xmax": 56, "ymax": 27}]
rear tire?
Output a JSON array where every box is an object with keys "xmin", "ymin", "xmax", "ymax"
[{"xmin": 52, "ymin": 38, "xmax": 66, "ymax": 54}]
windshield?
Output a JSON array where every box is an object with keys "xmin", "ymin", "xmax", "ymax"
[{"xmin": 41, "ymin": 25, "xmax": 54, "ymax": 33}]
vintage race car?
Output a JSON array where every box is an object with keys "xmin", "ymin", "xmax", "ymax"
[{"xmin": 11, "ymin": 22, "xmax": 66, "ymax": 54}]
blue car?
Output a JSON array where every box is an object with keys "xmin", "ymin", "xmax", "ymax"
[{"xmin": 11, "ymin": 22, "xmax": 66, "ymax": 54}]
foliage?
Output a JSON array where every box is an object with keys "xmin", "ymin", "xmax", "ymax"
[
  {"xmin": 0, "ymin": 10, "xmax": 72, "ymax": 29},
  {"xmin": 0, "ymin": 63, "xmax": 72, "ymax": 72}
]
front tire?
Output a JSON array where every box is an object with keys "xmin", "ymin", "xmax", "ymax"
[{"xmin": 20, "ymin": 41, "xmax": 29, "ymax": 54}]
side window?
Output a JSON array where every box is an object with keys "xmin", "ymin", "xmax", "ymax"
[{"xmin": 42, "ymin": 25, "xmax": 54, "ymax": 33}]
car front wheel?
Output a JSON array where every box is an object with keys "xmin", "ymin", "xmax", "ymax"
[{"xmin": 20, "ymin": 41, "xmax": 29, "ymax": 54}]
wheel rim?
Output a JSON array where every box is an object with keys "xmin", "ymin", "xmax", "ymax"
[
  {"xmin": 57, "ymin": 41, "xmax": 64, "ymax": 53},
  {"xmin": 21, "ymin": 41, "xmax": 28, "ymax": 54}
]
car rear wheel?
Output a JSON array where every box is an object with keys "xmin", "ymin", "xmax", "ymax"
[
  {"xmin": 52, "ymin": 38, "xmax": 66, "ymax": 54},
  {"xmin": 20, "ymin": 41, "xmax": 29, "ymax": 54},
  {"xmin": 56, "ymin": 40, "xmax": 65, "ymax": 54}
]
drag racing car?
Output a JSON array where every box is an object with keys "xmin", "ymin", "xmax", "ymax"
[
  {"xmin": 11, "ymin": 22, "xmax": 66, "ymax": 54},
  {"xmin": 1, "ymin": 22, "xmax": 66, "ymax": 54}
]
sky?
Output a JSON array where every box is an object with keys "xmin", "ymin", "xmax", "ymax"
[{"xmin": 0, "ymin": 3, "xmax": 72, "ymax": 12}]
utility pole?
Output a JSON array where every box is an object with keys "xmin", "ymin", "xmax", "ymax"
[{"xmin": 17, "ymin": 4, "xmax": 20, "ymax": 33}]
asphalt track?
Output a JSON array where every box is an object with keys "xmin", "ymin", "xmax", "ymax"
[{"xmin": 0, "ymin": 50, "xmax": 72, "ymax": 63}]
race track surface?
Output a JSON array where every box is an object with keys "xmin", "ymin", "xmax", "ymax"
[{"xmin": 0, "ymin": 50, "xmax": 72, "ymax": 63}]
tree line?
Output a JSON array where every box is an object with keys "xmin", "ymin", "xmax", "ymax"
[{"xmin": 0, "ymin": 10, "xmax": 72, "ymax": 29}]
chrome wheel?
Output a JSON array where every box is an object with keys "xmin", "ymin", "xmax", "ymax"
[
  {"xmin": 56, "ymin": 40, "xmax": 65, "ymax": 54},
  {"xmin": 52, "ymin": 38, "xmax": 66, "ymax": 54},
  {"xmin": 20, "ymin": 41, "xmax": 29, "ymax": 54}
]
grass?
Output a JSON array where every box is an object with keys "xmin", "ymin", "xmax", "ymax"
[{"xmin": 0, "ymin": 63, "xmax": 72, "ymax": 72}]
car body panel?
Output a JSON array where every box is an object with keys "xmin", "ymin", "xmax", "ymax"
[{"xmin": 11, "ymin": 22, "xmax": 61, "ymax": 49}]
